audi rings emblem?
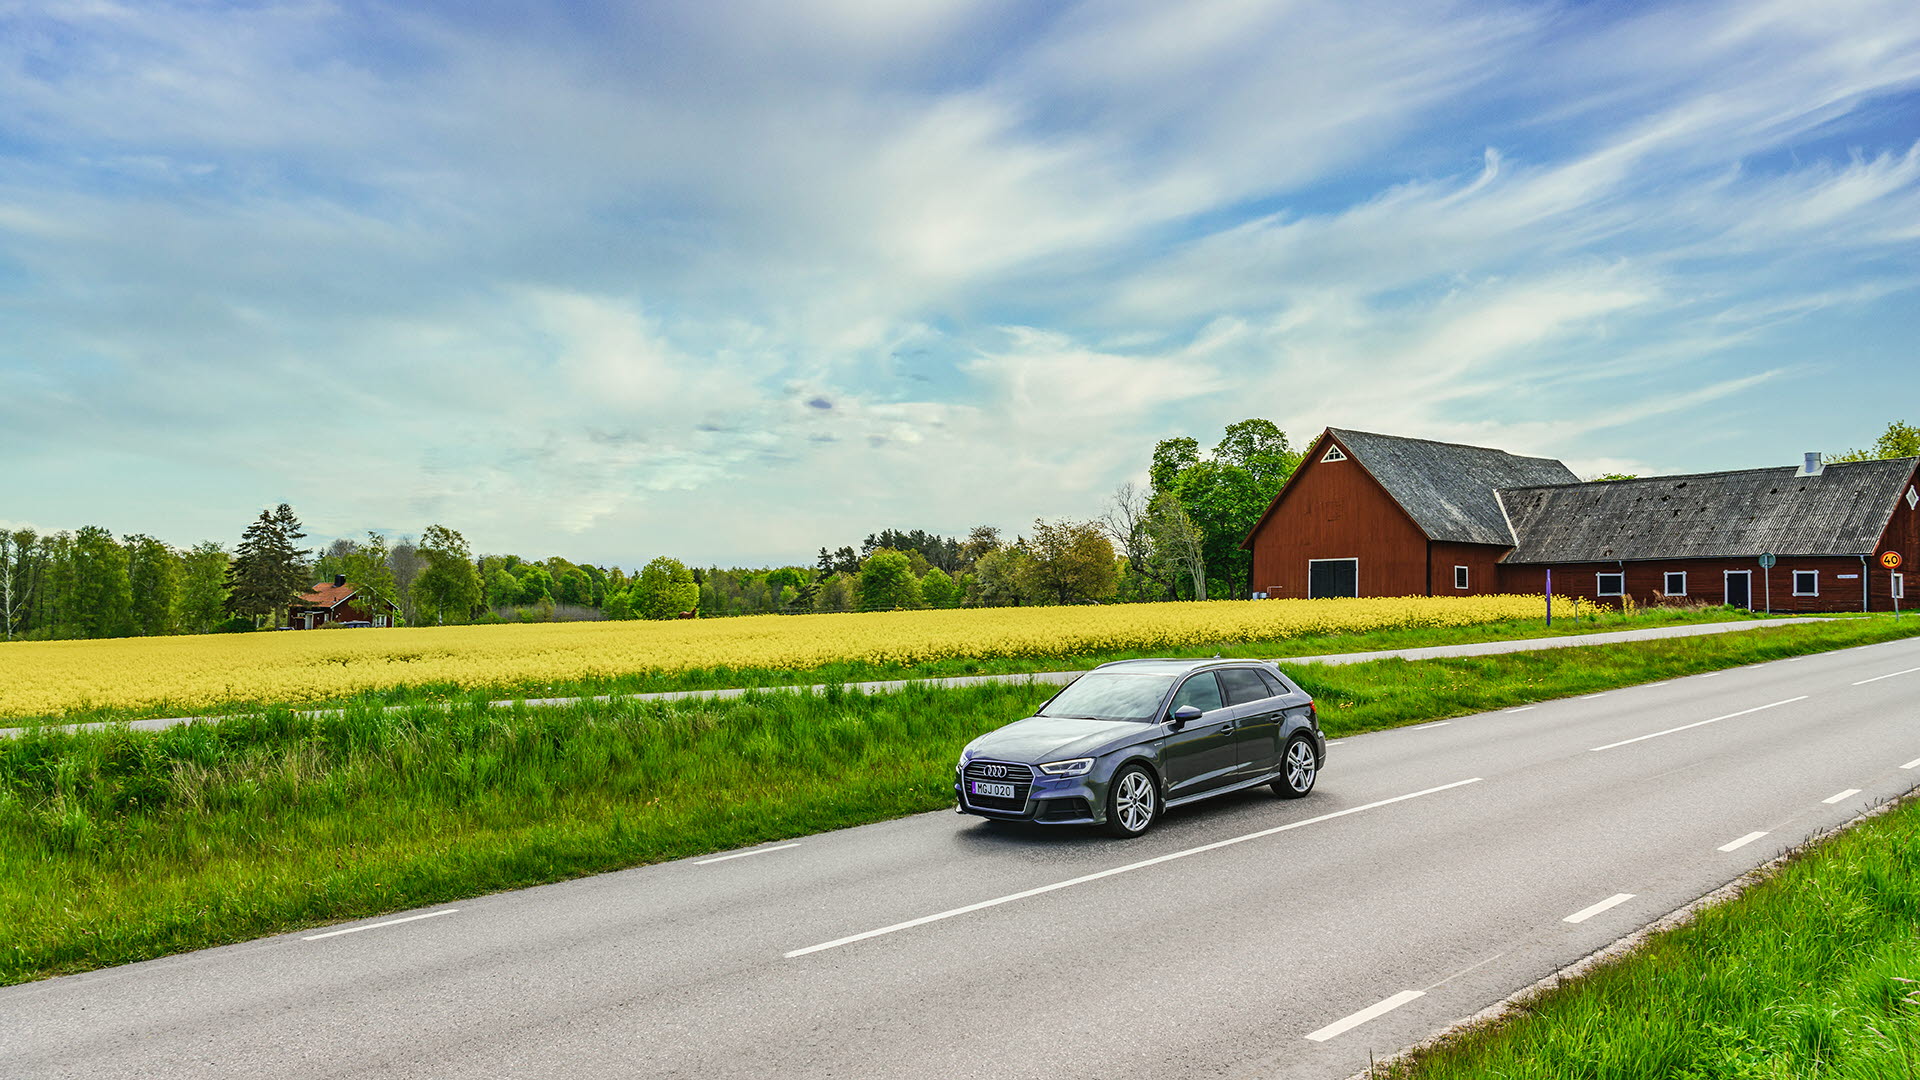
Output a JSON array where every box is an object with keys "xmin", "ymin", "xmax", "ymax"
[{"xmin": 979, "ymin": 764, "xmax": 1007, "ymax": 778}]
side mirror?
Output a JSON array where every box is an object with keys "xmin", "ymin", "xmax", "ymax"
[{"xmin": 1169, "ymin": 704, "xmax": 1203, "ymax": 729}]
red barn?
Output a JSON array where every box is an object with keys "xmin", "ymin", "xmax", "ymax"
[{"xmin": 1242, "ymin": 429, "xmax": 1919, "ymax": 613}]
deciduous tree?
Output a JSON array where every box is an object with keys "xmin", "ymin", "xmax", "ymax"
[
  {"xmin": 855, "ymin": 549, "xmax": 922, "ymax": 611},
  {"xmin": 635, "ymin": 556, "xmax": 700, "ymax": 619},
  {"xmin": 1022, "ymin": 519, "xmax": 1117, "ymax": 604},
  {"xmin": 413, "ymin": 524, "xmax": 482, "ymax": 624}
]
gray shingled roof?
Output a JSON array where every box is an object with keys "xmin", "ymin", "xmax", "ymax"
[
  {"xmin": 1499, "ymin": 457, "xmax": 1918, "ymax": 563},
  {"xmin": 1328, "ymin": 428, "xmax": 1580, "ymax": 545}
]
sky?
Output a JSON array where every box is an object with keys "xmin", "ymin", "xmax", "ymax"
[{"xmin": 2, "ymin": 0, "xmax": 1918, "ymax": 568}]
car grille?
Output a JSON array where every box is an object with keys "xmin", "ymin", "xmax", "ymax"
[{"xmin": 962, "ymin": 760, "xmax": 1034, "ymax": 812}]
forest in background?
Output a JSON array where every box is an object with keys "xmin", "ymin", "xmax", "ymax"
[{"xmin": 4, "ymin": 419, "xmax": 1911, "ymax": 642}]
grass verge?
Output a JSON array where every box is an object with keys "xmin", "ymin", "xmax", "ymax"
[
  {"xmin": 1380, "ymin": 793, "xmax": 1920, "ymax": 1079},
  {"xmin": 6, "ymin": 604, "xmax": 1764, "ymax": 729},
  {"xmin": 4, "ymin": 613, "xmax": 1913, "ymax": 987}
]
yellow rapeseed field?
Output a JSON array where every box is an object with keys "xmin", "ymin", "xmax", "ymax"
[{"xmin": 0, "ymin": 595, "xmax": 1550, "ymax": 718}]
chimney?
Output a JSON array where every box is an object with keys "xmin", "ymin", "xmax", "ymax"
[
  {"xmin": 1796, "ymin": 452, "xmax": 1824, "ymax": 478},
  {"xmin": 333, "ymin": 574, "xmax": 347, "ymax": 588}
]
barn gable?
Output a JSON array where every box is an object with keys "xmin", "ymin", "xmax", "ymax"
[{"xmin": 1316, "ymin": 429, "xmax": 1577, "ymax": 545}]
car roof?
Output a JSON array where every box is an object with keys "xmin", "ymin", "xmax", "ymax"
[{"xmin": 1089, "ymin": 658, "xmax": 1273, "ymax": 675}]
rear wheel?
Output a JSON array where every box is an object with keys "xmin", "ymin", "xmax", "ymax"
[
  {"xmin": 1103, "ymin": 765, "xmax": 1158, "ymax": 837},
  {"xmin": 1272, "ymin": 735, "xmax": 1318, "ymax": 799}
]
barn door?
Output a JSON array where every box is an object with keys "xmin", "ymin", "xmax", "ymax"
[
  {"xmin": 1309, "ymin": 559, "xmax": 1359, "ymax": 599},
  {"xmin": 1725, "ymin": 571, "xmax": 1751, "ymax": 610}
]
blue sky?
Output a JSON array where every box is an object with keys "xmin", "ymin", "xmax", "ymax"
[{"xmin": 2, "ymin": 0, "xmax": 1917, "ymax": 567}]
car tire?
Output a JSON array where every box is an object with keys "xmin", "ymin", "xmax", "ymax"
[
  {"xmin": 1103, "ymin": 764, "xmax": 1158, "ymax": 838},
  {"xmin": 1272, "ymin": 734, "xmax": 1318, "ymax": 799}
]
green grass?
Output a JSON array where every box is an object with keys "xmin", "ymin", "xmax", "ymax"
[
  {"xmin": 5, "ymin": 603, "xmax": 1766, "ymax": 729},
  {"xmin": 1382, "ymin": 795, "xmax": 1920, "ymax": 1080},
  {"xmin": 1296, "ymin": 614, "xmax": 1920, "ymax": 738},
  {"xmin": 4, "ymin": 613, "xmax": 1913, "ymax": 988}
]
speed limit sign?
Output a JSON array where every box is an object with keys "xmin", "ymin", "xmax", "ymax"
[{"xmin": 1885, "ymin": 551, "xmax": 1904, "ymax": 570}]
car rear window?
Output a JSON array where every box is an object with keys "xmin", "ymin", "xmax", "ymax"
[
  {"xmin": 1217, "ymin": 667, "xmax": 1273, "ymax": 706},
  {"xmin": 1038, "ymin": 672, "xmax": 1177, "ymax": 722}
]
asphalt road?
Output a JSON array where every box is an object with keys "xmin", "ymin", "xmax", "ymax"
[{"xmin": 6, "ymin": 633, "xmax": 1918, "ymax": 1080}]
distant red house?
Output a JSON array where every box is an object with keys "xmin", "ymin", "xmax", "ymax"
[
  {"xmin": 1241, "ymin": 428, "xmax": 1919, "ymax": 613},
  {"xmin": 288, "ymin": 575, "xmax": 401, "ymax": 629}
]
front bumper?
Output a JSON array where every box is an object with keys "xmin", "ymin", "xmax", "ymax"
[{"xmin": 955, "ymin": 768, "xmax": 1104, "ymax": 825}]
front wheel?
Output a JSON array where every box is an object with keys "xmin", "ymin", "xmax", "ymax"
[
  {"xmin": 1272, "ymin": 735, "xmax": 1318, "ymax": 799},
  {"xmin": 1103, "ymin": 765, "xmax": 1158, "ymax": 837}
]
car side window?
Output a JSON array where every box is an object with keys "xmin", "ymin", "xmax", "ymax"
[
  {"xmin": 1256, "ymin": 669, "xmax": 1289, "ymax": 697},
  {"xmin": 1169, "ymin": 672, "xmax": 1225, "ymax": 715},
  {"xmin": 1217, "ymin": 667, "xmax": 1273, "ymax": 706}
]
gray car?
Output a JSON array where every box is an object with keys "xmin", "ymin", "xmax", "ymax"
[{"xmin": 954, "ymin": 658, "xmax": 1326, "ymax": 837}]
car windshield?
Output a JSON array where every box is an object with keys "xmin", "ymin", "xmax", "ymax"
[{"xmin": 1037, "ymin": 672, "xmax": 1178, "ymax": 722}]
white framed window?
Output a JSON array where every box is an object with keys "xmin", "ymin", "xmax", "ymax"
[
  {"xmin": 1321, "ymin": 445, "xmax": 1348, "ymax": 463},
  {"xmin": 1893, "ymin": 573, "xmax": 1905, "ymax": 600},
  {"xmin": 1597, "ymin": 573, "xmax": 1625, "ymax": 597},
  {"xmin": 1454, "ymin": 565, "xmax": 1469, "ymax": 590},
  {"xmin": 1793, "ymin": 570, "xmax": 1818, "ymax": 596},
  {"xmin": 1663, "ymin": 571, "xmax": 1686, "ymax": 596}
]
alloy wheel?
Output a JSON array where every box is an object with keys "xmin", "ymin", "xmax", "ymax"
[
  {"xmin": 1115, "ymin": 770, "xmax": 1155, "ymax": 833},
  {"xmin": 1286, "ymin": 739, "xmax": 1316, "ymax": 792}
]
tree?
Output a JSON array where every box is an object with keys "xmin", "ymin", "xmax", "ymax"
[
  {"xmin": 387, "ymin": 538, "xmax": 427, "ymax": 624},
  {"xmin": 1103, "ymin": 481, "xmax": 1170, "ymax": 601},
  {"xmin": 855, "ymin": 549, "xmax": 923, "ymax": 611},
  {"xmin": 1022, "ymin": 519, "xmax": 1118, "ymax": 604},
  {"xmin": 174, "ymin": 541, "xmax": 229, "ymax": 635},
  {"xmin": 0, "ymin": 530, "xmax": 36, "ymax": 641},
  {"xmin": 602, "ymin": 589, "xmax": 635, "ymax": 620},
  {"xmin": 69, "ymin": 525, "xmax": 133, "ymax": 638},
  {"xmin": 1151, "ymin": 420, "xmax": 1300, "ymax": 598},
  {"xmin": 485, "ymin": 567, "xmax": 521, "ymax": 609},
  {"xmin": 554, "ymin": 566, "xmax": 593, "ymax": 607},
  {"xmin": 958, "ymin": 525, "xmax": 1002, "ymax": 574},
  {"xmin": 223, "ymin": 504, "xmax": 310, "ymax": 625},
  {"xmin": 1829, "ymin": 420, "xmax": 1919, "ymax": 462},
  {"xmin": 413, "ymin": 524, "xmax": 482, "ymax": 624},
  {"xmin": 973, "ymin": 546, "xmax": 1039, "ymax": 606},
  {"xmin": 315, "ymin": 532, "xmax": 399, "ymax": 610},
  {"xmin": 635, "ymin": 556, "xmax": 700, "ymax": 619},
  {"xmin": 516, "ymin": 565, "xmax": 555, "ymax": 605},
  {"xmin": 920, "ymin": 567, "xmax": 959, "ymax": 608},
  {"xmin": 124, "ymin": 534, "xmax": 177, "ymax": 636},
  {"xmin": 1144, "ymin": 491, "xmax": 1207, "ymax": 601},
  {"xmin": 813, "ymin": 574, "xmax": 854, "ymax": 613}
]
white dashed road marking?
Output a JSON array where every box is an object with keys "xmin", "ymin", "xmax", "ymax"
[{"xmin": 1563, "ymin": 893, "xmax": 1635, "ymax": 924}]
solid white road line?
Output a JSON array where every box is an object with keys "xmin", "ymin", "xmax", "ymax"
[
  {"xmin": 1305, "ymin": 990, "xmax": 1425, "ymax": 1043},
  {"xmin": 1414, "ymin": 722, "xmax": 1451, "ymax": 729},
  {"xmin": 1581, "ymin": 693, "xmax": 1608, "ymax": 700},
  {"xmin": 1718, "ymin": 831, "xmax": 1769, "ymax": 852},
  {"xmin": 695, "ymin": 843, "xmax": 802, "ymax": 865},
  {"xmin": 303, "ymin": 908, "xmax": 459, "ymax": 941},
  {"xmin": 1854, "ymin": 666, "xmax": 1920, "ymax": 686},
  {"xmin": 785, "ymin": 777, "xmax": 1485, "ymax": 958},
  {"xmin": 1564, "ymin": 893, "xmax": 1636, "ymax": 924},
  {"xmin": 1588, "ymin": 696, "xmax": 1808, "ymax": 752},
  {"xmin": 1902, "ymin": 757, "xmax": 1920, "ymax": 770},
  {"xmin": 1505, "ymin": 706, "xmax": 1535, "ymax": 714},
  {"xmin": 1699, "ymin": 672, "xmax": 1720, "ymax": 679},
  {"xmin": 1823, "ymin": 789, "xmax": 1862, "ymax": 804}
]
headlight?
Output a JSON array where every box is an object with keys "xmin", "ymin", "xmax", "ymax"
[{"xmin": 1038, "ymin": 758, "xmax": 1094, "ymax": 777}]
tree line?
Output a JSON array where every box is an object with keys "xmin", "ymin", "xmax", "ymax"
[{"xmin": 20, "ymin": 416, "xmax": 1898, "ymax": 640}]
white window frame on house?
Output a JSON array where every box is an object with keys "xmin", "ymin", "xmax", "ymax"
[
  {"xmin": 1596, "ymin": 572, "xmax": 1625, "ymax": 597},
  {"xmin": 1793, "ymin": 570, "xmax": 1819, "ymax": 596},
  {"xmin": 1664, "ymin": 571, "xmax": 1686, "ymax": 596},
  {"xmin": 1321, "ymin": 445, "xmax": 1348, "ymax": 463},
  {"xmin": 1454, "ymin": 565, "xmax": 1469, "ymax": 590}
]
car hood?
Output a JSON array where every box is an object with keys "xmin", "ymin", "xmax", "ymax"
[{"xmin": 966, "ymin": 715, "xmax": 1155, "ymax": 764}]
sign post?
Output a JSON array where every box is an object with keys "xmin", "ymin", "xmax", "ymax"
[
  {"xmin": 1545, "ymin": 568, "xmax": 1552, "ymax": 627},
  {"xmin": 1884, "ymin": 551, "xmax": 1904, "ymax": 618},
  {"xmin": 1758, "ymin": 552, "xmax": 1776, "ymax": 613}
]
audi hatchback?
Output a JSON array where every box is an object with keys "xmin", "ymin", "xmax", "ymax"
[{"xmin": 954, "ymin": 658, "xmax": 1326, "ymax": 837}]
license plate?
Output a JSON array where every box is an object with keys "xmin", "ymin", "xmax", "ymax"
[{"xmin": 970, "ymin": 781, "xmax": 1016, "ymax": 799}]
